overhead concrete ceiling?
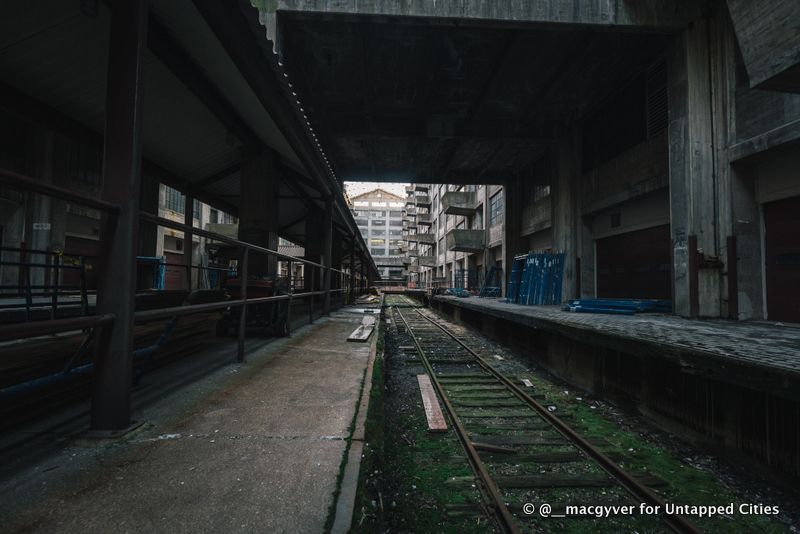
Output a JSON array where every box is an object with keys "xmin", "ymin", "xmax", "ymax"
[{"xmin": 277, "ymin": 14, "xmax": 673, "ymax": 183}]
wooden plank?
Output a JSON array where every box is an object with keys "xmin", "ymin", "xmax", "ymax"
[
  {"xmin": 347, "ymin": 320, "xmax": 375, "ymax": 342},
  {"xmin": 417, "ymin": 374, "xmax": 448, "ymax": 432}
]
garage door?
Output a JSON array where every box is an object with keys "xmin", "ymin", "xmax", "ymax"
[
  {"xmin": 596, "ymin": 224, "xmax": 671, "ymax": 300},
  {"xmin": 764, "ymin": 195, "xmax": 800, "ymax": 323}
]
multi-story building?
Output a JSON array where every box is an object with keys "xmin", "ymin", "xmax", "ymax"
[
  {"xmin": 413, "ymin": 184, "xmax": 506, "ymax": 291},
  {"xmin": 349, "ymin": 189, "xmax": 407, "ymax": 280}
]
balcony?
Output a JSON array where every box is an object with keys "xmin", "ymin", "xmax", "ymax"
[
  {"xmin": 445, "ymin": 229, "xmax": 484, "ymax": 253},
  {"xmin": 406, "ymin": 234, "xmax": 418, "ymax": 243},
  {"xmin": 374, "ymin": 256, "xmax": 406, "ymax": 267},
  {"xmin": 442, "ymin": 191, "xmax": 478, "ymax": 216},
  {"xmin": 419, "ymin": 255, "xmax": 436, "ymax": 267},
  {"xmin": 402, "ymin": 256, "xmax": 412, "ymax": 265},
  {"xmin": 416, "ymin": 212, "xmax": 432, "ymax": 225},
  {"xmin": 415, "ymin": 195, "xmax": 431, "ymax": 207},
  {"xmin": 408, "ymin": 264, "xmax": 420, "ymax": 273},
  {"xmin": 405, "ymin": 186, "xmax": 415, "ymax": 194},
  {"xmin": 414, "ymin": 183, "xmax": 429, "ymax": 192},
  {"xmin": 408, "ymin": 247, "xmax": 419, "ymax": 257},
  {"xmin": 415, "ymin": 233, "xmax": 435, "ymax": 244}
]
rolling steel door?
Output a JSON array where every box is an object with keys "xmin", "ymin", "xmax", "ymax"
[
  {"xmin": 596, "ymin": 224, "xmax": 671, "ymax": 300},
  {"xmin": 764, "ymin": 196, "xmax": 800, "ymax": 323}
]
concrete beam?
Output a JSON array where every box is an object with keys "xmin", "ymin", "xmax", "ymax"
[
  {"xmin": 726, "ymin": 0, "xmax": 800, "ymax": 92},
  {"xmin": 264, "ymin": 0, "xmax": 704, "ymax": 33}
]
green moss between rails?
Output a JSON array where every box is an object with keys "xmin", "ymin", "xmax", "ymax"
[{"xmin": 521, "ymin": 375, "xmax": 785, "ymax": 533}]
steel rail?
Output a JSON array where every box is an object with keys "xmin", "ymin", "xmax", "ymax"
[
  {"xmin": 411, "ymin": 307, "xmax": 701, "ymax": 534},
  {"xmin": 0, "ymin": 168, "xmax": 121, "ymax": 214},
  {"xmin": 139, "ymin": 212, "xmax": 347, "ymax": 275},
  {"xmin": 392, "ymin": 306, "xmax": 521, "ymax": 534},
  {"xmin": 0, "ymin": 314, "xmax": 115, "ymax": 342}
]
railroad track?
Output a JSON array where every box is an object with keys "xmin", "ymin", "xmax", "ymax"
[
  {"xmin": 383, "ymin": 294, "xmax": 424, "ymax": 308},
  {"xmin": 392, "ymin": 305, "xmax": 699, "ymax": 534}
]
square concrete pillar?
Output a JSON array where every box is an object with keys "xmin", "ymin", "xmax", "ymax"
[
  {"xmin": 503, "ymin": 179, "xmax": 522, "ymax": 297},
  {"xmin": 667, "ymin": 19, "xmax": 729, "ymax": 317},
  {"xmin": 554, "ymin": 130, "xmax": 581, "ymax": 302},
  {"xmin": 239, "ymin": 149, "xmax": 279, "ymax": 278}
]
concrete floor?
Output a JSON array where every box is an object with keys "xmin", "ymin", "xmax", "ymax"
[{"xmin": 0, "ymin": 311, "xmax": 374, "ymax": 533}]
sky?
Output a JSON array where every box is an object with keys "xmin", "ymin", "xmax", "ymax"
[{"xmin": 345, "ymin": 181, "xmax": 409, "ymax": 198}]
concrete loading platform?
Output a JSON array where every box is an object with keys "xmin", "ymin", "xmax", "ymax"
[
  {"xmin": 430, "ymin": 295, "xmax": 800, "ymax": 480},
  {"xmin": 0, "ymin": 308, "xmax": 378, "ymax": 533}
]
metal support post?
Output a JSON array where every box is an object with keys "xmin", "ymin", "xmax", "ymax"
[
  {"xmin": 184, "ymin": 191, "xmax": 193, "ymax": 291},
  {"xmin": 237, "ymin": 247, "xmax": 249, "ymax": 362},
  {"xmin": 309, "ymin": 265, "xmax": 315, "ymax": 324},
  {"xmin": 349, "ymin": 239, "xmax": 356, "ymax": 304},
  {"xmin": 322, "ymin": 199, "xmax": 333, "ymax": 315},
  {"xmin": 90, "ymin": 0, "xmax": 148, "ymax": 432}
]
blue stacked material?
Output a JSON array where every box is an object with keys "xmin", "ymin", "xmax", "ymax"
[
  {"xmin": 445, "ymin": 288, "xmax": 471, "ymax": 298},
  {"xmin": 517, "ymin": 252, "xmax": 565, "ymax": 305},
  {"xmin": 563, "ymin": 298, "xmax": 672, "ymax": 315}
]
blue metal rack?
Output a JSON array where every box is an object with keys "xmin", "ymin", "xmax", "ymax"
[{"xmin": 507, "ymin": 252, "xmax": 565, "ymax": 306}]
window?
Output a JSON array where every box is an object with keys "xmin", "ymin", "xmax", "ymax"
[
  {"xmin": 370, "ymin": 210, "xmax": 386, "ymax": 217},
  {"xmin": 355, "ymin": 219, "xmax": 368, "ymax": 226},
  {"xmin": 389, "ymin": 229, "xmax": 402, "ymax": 236},
  {"xmin": 370, "ymin": 239, "xmax": 386, "ymax": 246},
  {"xmin": 372, "ymin": 219, "xmax": 386, "ymax": 226},
  {"xmin": 389, "ymin": 210, "xmax": 403, "ymax": 217},
  {"xmin": 165, "ymin": 186, "xmax": 184, "ymax": 213},
  {"xmin": 371, "ymin": 229, "xmax": 385, "ymax": 236},
  {"xmin": 371, "ymin": 248, "xmax": 386, "ymax": 256},
  {"xmin": 210, "ymin": 208, "xmax": 219, "ymax": 224},
  {"xmin": 389, "ymin": 220, "xmax": 402, "ymax": 227},
  {"xmin": 489, "ymin": 191, "xmax": 504, "ymax": 226}
]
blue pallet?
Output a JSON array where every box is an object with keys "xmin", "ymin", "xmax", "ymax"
[{"xmin": 564, "ymin": 298, "xmax": 672, "ymax": 314}]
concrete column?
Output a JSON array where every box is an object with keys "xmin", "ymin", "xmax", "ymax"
[
  {"xmin": 92, "ymin": 0, "xmax": 148, "ymax": 432},
  {"xmin": 503, "ymin": 178, "xmax": 523, "ymax": 297},
  {"xmin": 239, "ymin": 149, "xmax": 279, "ymax": 278},
  {"xmin": 667, "ymin": 18, "xmax": 727, "ymax": 317},
  {"xmin": 554, "ymin": 129, "xmax": 581, "ymax": 301}
]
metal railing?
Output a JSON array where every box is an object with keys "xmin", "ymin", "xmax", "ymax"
[{"xmin": 0, "ymin": 167, "xmax": 368, "ymax": 421}]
